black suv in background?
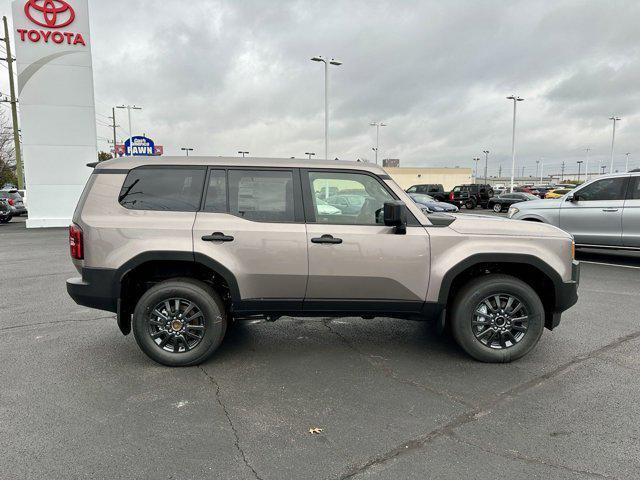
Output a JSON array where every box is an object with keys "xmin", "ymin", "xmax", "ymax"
[
  {"xmin": 450, "ymin": 184, "xmax": 494, "ymax": 209},
  {"xmin": 406, "ymin": 183, "xmax": 449, "ymax": 202}
]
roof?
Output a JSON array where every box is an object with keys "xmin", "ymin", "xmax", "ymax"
[{"xmin": 95, "ymin": 156, "xmax": 388, "ymax": 175}]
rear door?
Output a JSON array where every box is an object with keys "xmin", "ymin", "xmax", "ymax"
[
  {"xmin": 302, "ymin": 169, "xmax": 430, "ymax": 312},
  {"xmin": 560, "ymin": 176, "xmax": 629, "ymax": 246},
  {"xmin": 192, "ymin": 168, "xmax": 308, "ymax": 310},
  {"xmin": 623, "ymin": 176, "xmax": 640, "ymax": 248}
]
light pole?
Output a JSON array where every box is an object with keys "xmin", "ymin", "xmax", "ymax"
[
  {"xmin": 181, "ymin": 147, "xmax": 194, "ymax": 157},
  {"xmin": 482, "ymin": 150, "xmax": 489, "ymax": 185},
  {"xmin": 305, "ymin": 152, "xmax": 316, "ymax": 160},
  {"xmin": 577, "ymin": 160, "xmax": 583, "ymax": 182},
  {"xmin": 311, "ymin": 56, "xmax": 342, "ymax": 160},
  {"xmin": 370, "ymin": 122, "xmax": 387, "ymax": 165},
  {"xmin": 539, "ymin": 158, "xmax": 544, "ymax": 183},
  {"xmin": 535, "ymin": 159, "xmax": 540, "ymax": 179},
  {"xmin": 601, "ymin": 165, "xmax": 606, "ymax": 174},
  {"xmin": 507, "ymin": 95, "xmax": 524, "ymax": 192},
  {"xmin": 625, "ymin": 153, "xmax": 631, "ymax": 172},
  {"xmin": 116, "ymin": 105, "xmax": 142, "ymax": 156},
  {"xmin": 472, "ymin": 157, "xmax": 480, "ymax": 183},
  {"xmin": 585, "ymin": 147, "xmax": 591, "ymax": 181},
  {"xmin": 238, "ymin": 151, "xmax": 249, "ymax": 157},
  {"xmin": 609, "ymin": 116, "xmax": 621, "ymax": 173}
]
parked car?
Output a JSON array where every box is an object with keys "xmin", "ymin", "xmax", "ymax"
[
  {"xmin": 545, "ymin": 188, "xmax": 572, "ymax": 199},
  {"xmin": 450, "ymin": 184, "xmax": 494, "ymax": 209},
  {"xmin": 407, "ymin": 193, "xmax": 459, "ymax": 213},
  {"xmin": 406, "ymin": 184, "xmax": 449, "ymax": 202},
  {"xmin": 488, "ymin": 192, "xmax": 539, "ymax": 213},
  {"xmin": 325, "ymin": 194, "xmax": 368, "ymax": 215},
  {"xmin": 509, "ymin": 172, "xmax": 640, "ymax": 249},
  {"xmin": 0, "ymin": 199, "xmax": 12, "ymax": 223},
  {"xmin": 0, "ymin": 190, "xmax": 27, "ymax": 216},
  {"xmin": 67, "ymin": 156, "xmax": 579, "ymax": 366},
  {"xmin": 315, "ymin": 198, "xmax": 341, "ymax": 215}
]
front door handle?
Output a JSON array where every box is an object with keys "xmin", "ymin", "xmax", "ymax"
[
  {"xmin": 602, "ymin": 208, "xmax": 619, "ymax": 212},
  {"xmin": 202, "ymin": 232, "xmax": 234, "ymax": 242},
  {"xmin": 311, "ymin": 234, "xmax": 343, "ymax": 244}
]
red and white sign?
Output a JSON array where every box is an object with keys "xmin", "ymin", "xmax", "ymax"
[{"xmin": 16, "ymin": 0, "xmax": 85, "ymax": 46}]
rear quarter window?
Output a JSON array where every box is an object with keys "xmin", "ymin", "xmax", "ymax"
[{"xmin": 118, "ymin": 167, "xmax": 206, "ymax": 212}]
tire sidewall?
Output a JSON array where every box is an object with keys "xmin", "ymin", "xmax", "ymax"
[
  {"xmin": 451, "ymin": 275, "xmax": 544, "ymax": 363},
  {"xmin": 132, "ymin": 279, "xmax": 226, "ymax": 367}
]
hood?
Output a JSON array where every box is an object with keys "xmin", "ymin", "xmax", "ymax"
[
  {"xmin": 515, "ymin": 198, "xmax": 564, "ymax": 210},
  {"xmin": 449, "ymin": 214, "xmax": 571, "ymax": 239}
]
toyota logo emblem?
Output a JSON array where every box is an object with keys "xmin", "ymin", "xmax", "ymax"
[{"xmin": 24, "ymin": 0, "xmax": 76, "ymax": 29}]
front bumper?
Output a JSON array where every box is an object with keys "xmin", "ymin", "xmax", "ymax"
[
  {"xmin": 66, "ymin": 267, "xmax": 118, "ymax": 313},
  {"xmin": 548, "ymin": 260, "xmax": 580, "ymax": 329}
]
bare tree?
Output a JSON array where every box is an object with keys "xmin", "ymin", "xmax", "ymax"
[{"xmin": 0, "ymin": 111, "xmax": 18, "ymax": 187}]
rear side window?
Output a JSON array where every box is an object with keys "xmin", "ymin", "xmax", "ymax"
[
  {"xmin": 228, "ymin": 170, "xmax": 295, "ymax": 222},
  {"xmin": 119, "ymin": 167, "xmax": 205, "ymax": 211},
  {"xmin": 577, "ymin": 177, "xmax": 627, "ymax": 201},
  {"xmin": 628, "ymin": 177, "xmax": 640, "ymax": 200},
  {"xmin": 203, "ymin": 170, "xmax": 227, "ymax": 212}
]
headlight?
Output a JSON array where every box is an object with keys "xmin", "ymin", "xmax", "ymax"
[{"xmin": 507, "ymin": 207, "xmax": 519, "ymax": 218}]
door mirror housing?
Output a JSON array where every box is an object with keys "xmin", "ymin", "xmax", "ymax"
[
  {"xmin": 567, "ymin": 193, "xmax": 579, "ymax": 202},
  {"xmin": 384, "ymin": 201, "xmax": 407, "ymax": 234}
]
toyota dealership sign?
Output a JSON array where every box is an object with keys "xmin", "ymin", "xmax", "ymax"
[{"xmin": 12, "ymin": 0, "xmax": 97, "ymax": 228}]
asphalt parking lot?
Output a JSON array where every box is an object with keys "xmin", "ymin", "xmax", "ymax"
[{"xmin": 2, "ymin": 216, "xmax": 639, "ymax": 479}]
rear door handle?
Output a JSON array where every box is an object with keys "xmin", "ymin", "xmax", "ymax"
[
  {"xmin": 602, "ymin": 208, "xmax": 619, "ymax": 212},
  {"xmin": 311, "ymin": 234, "xmax": 343, "ymax": 244},
  {"xmin": 202, "ymin": 232, "xmax": 234, "ymax": 242}
]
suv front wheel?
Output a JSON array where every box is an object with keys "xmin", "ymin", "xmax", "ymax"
[
  {"xmin": 132, "ymin": 278, "xmax": 227, "ymax": 367},
  {"xmin": 450, "ymin": 274, "xmax": 544, "ymax": 363}
]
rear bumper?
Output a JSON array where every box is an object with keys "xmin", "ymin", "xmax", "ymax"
[
  {"xmin": 548, "ymin": 260, "xmax": 580, "ymax": 329},
  {"xmin": 66, "ymin": 267, "xmax": 118, "ymax": 313}
]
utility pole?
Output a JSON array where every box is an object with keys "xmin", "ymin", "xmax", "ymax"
[
  {"xmin": 577, "ymin": 160, "xmax": 583, "ymax": 182},
  {"xmin": 116, "ymin": 105, "xmax": 142, "ymax": 156},
  {"xmin": 2, "ymin": 16, "xmax": 23, "ymax": 189},
  {"xmin": 482, "ymin": 150, "xmax": 489, "ymax": 185},
  {"xmin": 609, "ymin": 116, "xmax": 621, "ymax": 173},
  {"xmin": 585, "ymin": 147, "xmax": 591, "ymax": 181},
  {"xmin": 498, "ymin": 164, "xmax": 502, "ymax": 178},
  {"xmin": 305, "ymin": 152, "xmax": 315, "ymax": 159},
  {"xmin": 521, "ymin": 165, "xmax": 525, "ymax": 178},
  {"xmin": 238, "ymin": 151, "xmax": 249, "ymax": 157},
  {"xmin": 109, "ymin": 107, "xmax": 119, "ymax": 157},
  {"xmin": 601, "ymin": 165, "xmax": 606, "ymax": 174},
  {"xmin": 181, "ymin": 147, "xmax": 194, "ymax": 157},
  {"xmin": 625, "ymin": 153, "xmax": 631, "ymax": 172},
  {"xmin": 561, "ymin": 161, "xmax": 565, "ymax": 181},
  {"xmin": 506, "ymin": 95, "xmax": 524, "ymax": 192}
]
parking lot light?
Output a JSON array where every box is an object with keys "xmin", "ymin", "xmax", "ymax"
[{"xmin": 506, "ymin": 95, "xmax": 524, "ymax": 192}]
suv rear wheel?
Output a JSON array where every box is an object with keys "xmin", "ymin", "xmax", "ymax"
[
  {"xmin": 465, "ymin": 199, "xmax": 476, "ymax": 209},
  {"xmin": 132, "ymin": 278, "xmax": 227, "ymax": 367},
  {"xmin": 450, "ymin": 274, "xmax": 544, "ymax": 363}
]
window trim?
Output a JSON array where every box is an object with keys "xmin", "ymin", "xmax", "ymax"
[
  {"xmin": 118, "ymin": 164, "xmax": 207, "ymax": 213},
  {"xmin": 200, "ymin": 166, "xmax": 304, "ymax": 223},
  {"xmin": 300, "ymin": 168, "xmax": 419, "ymax": 226}
]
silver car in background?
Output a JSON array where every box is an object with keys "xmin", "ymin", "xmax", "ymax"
[{"xmin": 509, "ymin": 172, "xmax": 640, "ymax": 250}]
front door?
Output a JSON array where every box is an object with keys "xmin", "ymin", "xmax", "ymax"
[
  {"xmin": 560, "ymin": 176, "xmax": 628, "ymax": 246},
  {"xmin": 193, "ymin": 168, "xmax": 308, "ymax": 310},
  {"xmin": 302, "ymin": 170, "xmax": 430, "ymax": 313}
]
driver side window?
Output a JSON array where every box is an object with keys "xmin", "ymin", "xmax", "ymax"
[{"xmin": 308, "ymin": 171, "xmax": 395, "ymax": 225}]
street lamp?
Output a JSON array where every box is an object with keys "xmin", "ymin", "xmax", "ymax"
[
  {"xmin": 506, "ymin": 95, "xmax": 524, "ymax": 192},
  {"xmin": 609, "ymin": 116, "xmax": 621, "ymax": 172},
  {"xmin": 116, "ymin": 104, "xmax": 142, "ymax": 156},
  {"xmin": 585, "ymin": 147, "xmax": 591, "ymax": 181},
  {"xmin": 482, "ymin": 150, "xmax": 489, "ymax": 185},
  {"xmin": 370, "ymin": 122, "xmax": 387, "ymax": 165},
  {"xmin": 577, "ymin": 160, "xmax": 583, "ymax": 182},
  {"xmin": 305, "ymin": 152, "xmax": 316, "ymax": 159},
  {"xmin": 625, "ymin": 152, "xmax": 631, "ymax": 172},
  {"xmin": 539, "ymin": 158, "xmax": 544, "ymax": 183},
  {"xmin": 311, "ymin": 56, "xmax": 342, "ymax": 160},
  {"xmin": 238, "ymin": 151, "xmax": 249, "ymax": 157},
  {"xmin": 181, "ymin": 147, "xmax": 194, "ymax": 157}
]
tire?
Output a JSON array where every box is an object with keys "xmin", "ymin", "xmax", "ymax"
[
  {"xmin": 132, "ymin": 278, "xmax": 227, "ymax": 367},
  {"xmin": 493, "ymin": 203, "xmax": 503, "ymax": 213},
  {"xmin": 465, "ymin": 199, "xmax": 476, "ymax": 210},
  {"xmin": 450, "ymin": 274, "xmax": 544, "ymax": 363},
  {"xmin": 0, "ymin": 217, "xmax": 8, "ymax": 224}
]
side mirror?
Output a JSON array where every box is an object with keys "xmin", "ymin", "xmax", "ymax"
[
  {"xmin": 384, "ymin": 201, "xmax": 407, "ymax": 234},
  {"xmin": 567, "ymin": 193, "xmax": 579, "ymax": 202}
]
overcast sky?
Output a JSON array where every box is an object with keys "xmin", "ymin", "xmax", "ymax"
[{"xmin": 2, "ymin": 0, "xmax": 640, "ymax": 176}]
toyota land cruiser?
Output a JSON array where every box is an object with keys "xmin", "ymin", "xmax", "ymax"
[{"xmin": 67, "ymin": 157, "xmax": 579, "ymax": 366}]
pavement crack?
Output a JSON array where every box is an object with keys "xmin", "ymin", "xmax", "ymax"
[
  {"xmin": 337, "ymin": 327, "xmax": 640, "ymax": 479},
  {"xmin": 447, "ymin": 433, "xmax": 617, "ymax": 479},
  {"xmin": 321, "ymin": 318, "xmax": 476, "ymax": 408},
  {"xmin": 198, "ymin": 366, "xmax": 263, "ymax": 480},
  {"xmin": 0, "ymin": 315, "xmax": 115, "ymax": 332}
]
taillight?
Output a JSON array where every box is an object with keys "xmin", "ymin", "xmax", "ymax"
[
  {"xmin": 8, "ymin": 198, "xmax": 14, "ymax": 206},
  {"xmin": 449, "ymin": 191, "xmax": 454, "ymax": 200},
  {"xmin": 69, "ymin": 224, "xmax": 83, "ymax": 260}
]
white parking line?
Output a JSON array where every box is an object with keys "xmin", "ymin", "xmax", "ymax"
[{"xmin": 580, "ymin": 261, "xmax": 640, "ymax": 270}]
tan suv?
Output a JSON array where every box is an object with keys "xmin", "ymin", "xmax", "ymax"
[{"xmin": 67, "ymin": 157, "xmax": 579, "ymax": 366}]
